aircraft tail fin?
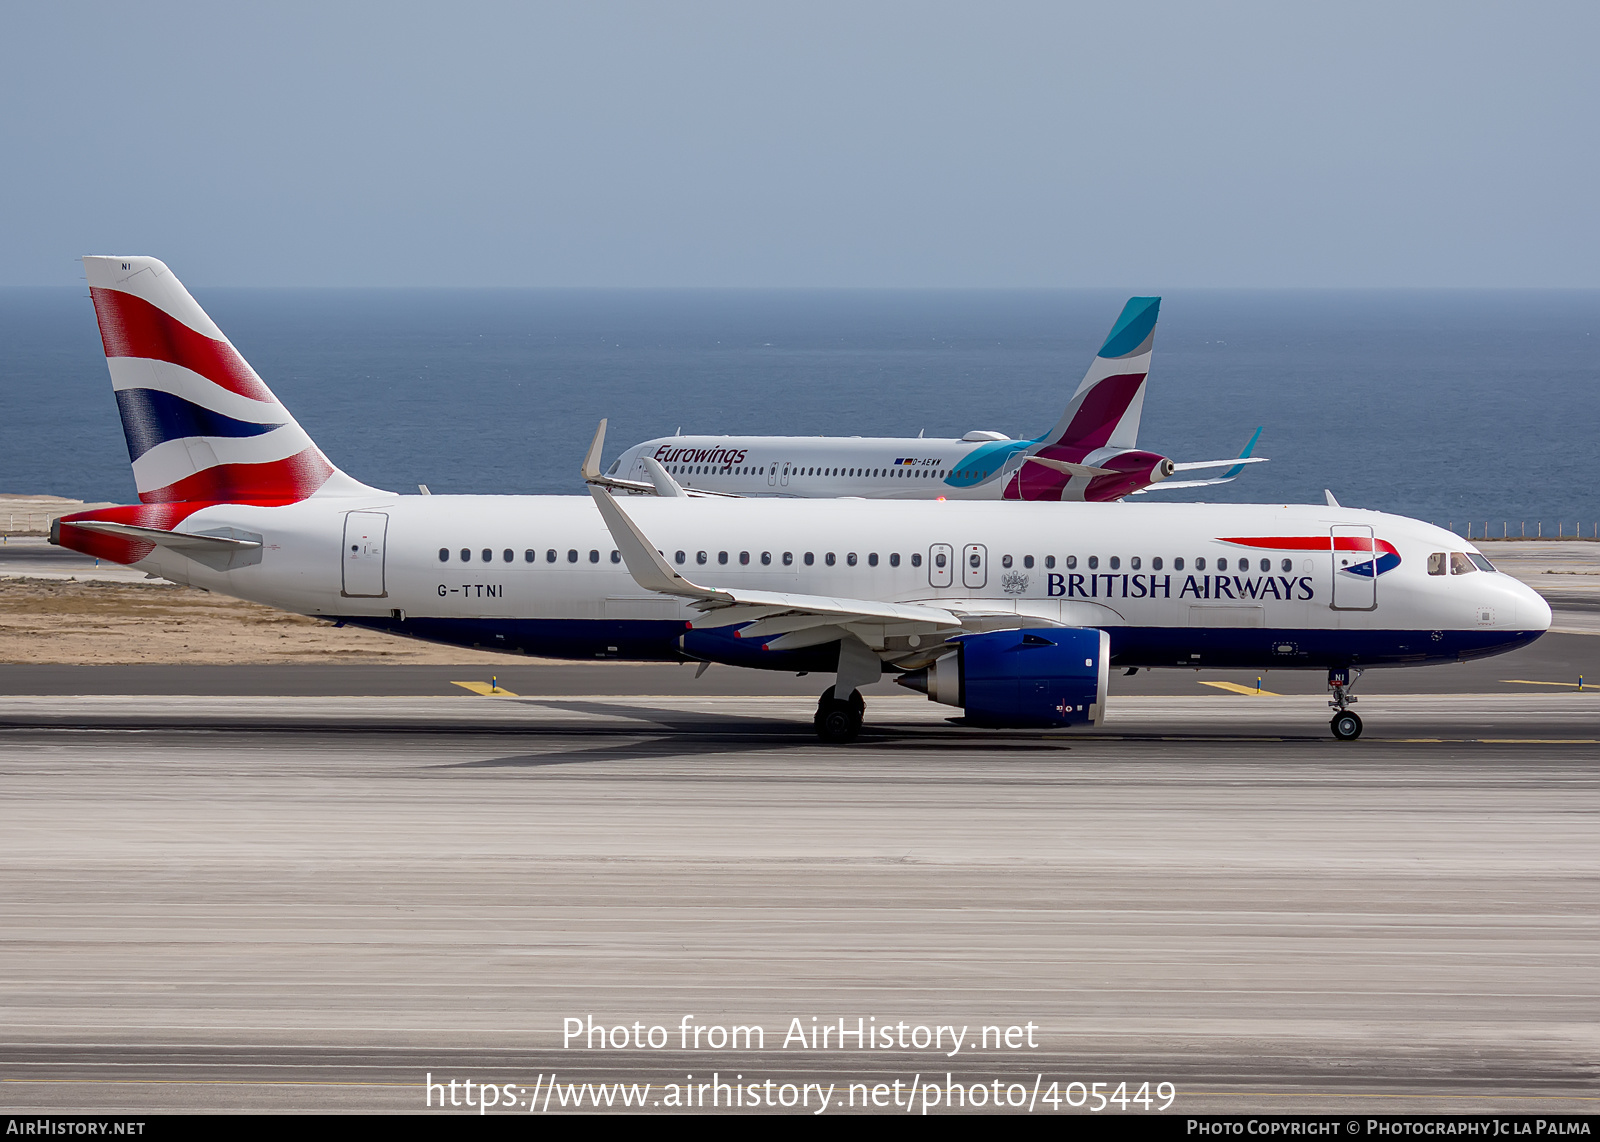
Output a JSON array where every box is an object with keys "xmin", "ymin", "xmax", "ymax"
[
  {"xmin": 82, "ymin": 256, "xmax": 380, "ymax": 504},
  {"xmin": 1043, "ymin": 296, "xmax": 1160, "ymax": 450}
]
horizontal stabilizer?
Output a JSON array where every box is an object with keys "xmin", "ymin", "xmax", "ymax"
[
  {"xmin": 1171, "ymin": 456, "xmax": 1270, "ymax": 473},
  {"xmin": 67, "ymin": 520, "xmax": 261, "ymax": 551},
  {"xmin": 1025, "ymin": 455, "xmax": 1118, "ymax": 479}
]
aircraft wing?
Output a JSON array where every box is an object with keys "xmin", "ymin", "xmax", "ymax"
[{"xmin": 586, "ymin": 484, "xmax": 1037, "ymax": 654}]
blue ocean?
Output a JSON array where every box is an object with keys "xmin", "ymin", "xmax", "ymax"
[{"xmin": 1, "ymin": 288, "xmax": 1595, "ymax": 534}]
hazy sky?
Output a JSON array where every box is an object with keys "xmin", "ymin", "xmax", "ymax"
[{"xmin": 3, "ymin": 1, "xmax": 1596, "ymax": 287}]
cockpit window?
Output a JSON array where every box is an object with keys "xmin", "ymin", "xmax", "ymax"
[
  {"xmin": 1449, "ymin": 552, "xmax": 1476, "ymax": 575},
  {"xmin": 1427, "ymin": 552, "xmax": 1447, "ymax": 576},
  {"xmin": 1467, "ymin": 552, "xmax": 1496, "ymax": 572}
]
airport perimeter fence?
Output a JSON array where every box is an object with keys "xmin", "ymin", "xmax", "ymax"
[
  {"xmin": 1450, "ymin": 522, "xmax": 1600, "ymax": 541},
  {"xmin": 3, "ymin": 513, "xmax": 1598, "ymax": 539}
]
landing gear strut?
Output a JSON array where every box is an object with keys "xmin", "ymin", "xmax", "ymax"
[
  {"xmin": 1328, "ymin": 666, "xmax": 1364, "ymax": 741},
  {"xmin": 814, "ymin": 685, "xmax": 865, "ymax": 743}
]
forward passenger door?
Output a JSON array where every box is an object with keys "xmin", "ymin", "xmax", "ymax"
[{"xmin": 1331, "ymin": 524, "xmax": 1377, "ymax": 611}]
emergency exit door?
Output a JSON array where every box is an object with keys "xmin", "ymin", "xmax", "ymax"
[
  {"xmin": 962, "ymin": 543, "xmax": 988, "ymax": 589},
  {"xmin": 342, "ymin": 511, "xmax": 388, "ymax": 598}
]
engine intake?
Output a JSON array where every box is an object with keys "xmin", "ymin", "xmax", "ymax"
[{"xmin": 897, "ymin": 627, "xmax": 1110, "ymax": 728}]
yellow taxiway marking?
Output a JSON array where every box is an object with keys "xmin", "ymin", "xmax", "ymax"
[
  {"xmin": 1502, "ymin": 679, "xmax": 1589, "ymax": 689},
  {"xmin": 1478, "ymin": 738, "xmax": 1599, "ymax": 744},
  {"xmin": 450, "ymin": 681, "xmax": 519, "ymax": 697},
  {"xmin": 1198, "ymin": 681, "xmax": 1280, "ymax": 696},
  {"xmin": 1398, "ymin": 737, "xmax": 1598, "ymax": 744}
]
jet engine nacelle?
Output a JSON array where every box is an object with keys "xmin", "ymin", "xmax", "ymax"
[{"xmin": 897, "ymin": 627, "xmax": 1110, "ymax": 728}]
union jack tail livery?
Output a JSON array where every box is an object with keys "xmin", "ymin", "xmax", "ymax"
[{"xmin": 83, "ymin": 256, "xmax": 376, "ymax": 505}]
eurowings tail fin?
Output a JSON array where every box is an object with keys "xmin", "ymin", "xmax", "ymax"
[
  {"xmin": 1043, "ymin": 296, "xmax": 1160, "ymax": 450},
  {"xmin": 82, "ymin": 256, "xmax": 381, "ymax": 504}
]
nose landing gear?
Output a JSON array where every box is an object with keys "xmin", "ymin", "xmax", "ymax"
[
  {"xmin": 814, "ymin": 685, "xmax": 865, "ymax": 743},
  {"xmin": 1328, "ymin": 666, "xmax": 1364, "ymax": 740}
]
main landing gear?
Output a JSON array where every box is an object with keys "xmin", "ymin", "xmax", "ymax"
[
  {"xmin": 814, "ymin": 685, "xmax": 865, "ymax": 743},
  {"xmin": 1328, "ymin": 666, "xmax": 1364, "ymax": 741}
]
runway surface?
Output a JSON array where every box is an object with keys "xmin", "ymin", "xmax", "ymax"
[
  {"xmin": 0, "ymin": 690, "xmax": 1596, "ymax": 1115},
  {"xmin": 0, "ymin": 630, "xmax": 1596, "ymax": 699}
]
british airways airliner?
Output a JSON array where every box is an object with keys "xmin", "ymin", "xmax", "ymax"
[
  {"xmin": 54, "ymin": 257, "xmax": 1549, "ymax": 742},
  {"xmin": 602, "ymin": 297, "xmax": 1267, "ymax": 502}
]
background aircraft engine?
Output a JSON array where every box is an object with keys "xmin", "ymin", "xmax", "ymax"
[{"xmin": 896, "ymin": 627, "xmax": 1110, "ymax": 728}]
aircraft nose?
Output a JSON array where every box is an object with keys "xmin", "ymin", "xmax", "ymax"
[{"xmin": 1507, "ymin": 575, "xmax": 1552, "ymax": 631}]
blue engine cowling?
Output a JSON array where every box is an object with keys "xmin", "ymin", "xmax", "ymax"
[{"xmin": 896, "ymin": 627, "xmax": 1110, "ymax": 728}]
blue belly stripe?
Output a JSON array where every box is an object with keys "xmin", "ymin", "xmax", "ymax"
[{"xmin": 336, "ymin": 617, "xmax": 1545, "ymax": 673}]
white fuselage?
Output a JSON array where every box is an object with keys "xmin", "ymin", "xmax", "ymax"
[
  {"xmin": 609, "ymin": 435, "xmax": 1036, "ymax": 500},
  {"xmin": 116, "ymin": 494, "xmax": 1549, "ymax": 673}
]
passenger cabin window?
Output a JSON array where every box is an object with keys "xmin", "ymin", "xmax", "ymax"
[
  {"xmin": 697, "ymin": 551, "xmax": 708, "ymax": 564},
  {"xmin": 889, "ymin": 553, "xmax": 900, "ymax": 567},
  {"xmin": 804, "ymin": 552, "xmax": 814, "ymax": 566},
  {"xmin": 610, "ymin": 550, "xmax": 621, "ymax": 563},
  {"xmin": 761, "ymin": 552, "xmax": 772, "ymax": 565},
  {"xmin": 1130, "ymin": 556, "xmax": 1140, "ymax": 570},
  {"xmin": 1109, "ymin": 556, "xmax": 1121, "ymax": 570},
  {"xmin": 438, "ymin": 548, "xmax": 449, "ymax": 563},
  {"xmin": 825, "ymin": 552, "xmax": 837, "ymax": 566},
  {"xmin": 846, "ymin": 552, "xmax": 857, "ymax": 566},
  {"xmin": 1195, "ymin": 557, "xmax": 1206, "ymax": 571},
  {"xmin": 1152, "ymin": 556, "xmax": 1162, "ymax": 570},
  {"xmin": 911, "ymin": 553, "xmax": 922, "ymax": 567},
  {"xmin": 718, "ymin": 551, "xmax": 728, "ymax": 565},
  {"xmin": 481, "ymin": 548, "xmax": 492, "ymax": 563},
  {"xmin": 783, "ymin": 552, "xmax": 794, "ymax": 566},
  {"xmin": 1023, "ymin": 555, "xmax": 1034, "ymax": 569},
  {"xmin": 675, "ymin": 550, "xmax": 686, "ymax": 564},
  {"xmin": 1044, "ymin": 555, "xmax": 1055, "ymax": 569},
  {"xmin": 1449, "ymin": 552, "xmax": 1476, "ymax": 575},
  {"xmin": 547, "ymin": 549, "xmax": 557, "ymax": 563},
  {"xmin": 1280, "ymin": 558, "xmax": 1291, "ymax": 573},
  {"xmin": 739, "ymin": 551, "xmax": 750, "ymax": 565},
  {"xmin": 525, "ymin": 549, "xmax": 536, "ymax": 563},
  {"xmin": 1087, "ymin": 556, "xmax": 1099, "ymax": 570},
  {"xmin": 1065, "ymin": 556, "xmax": 1077, "ymax": 570},
  {"xmin": 1001, "ymin": 555, "xmax": 1013, "ymax": 569},
  {"xmin": 567, "ymin": 549, "xmax": 578, "ymax": 563},
  {"xmin": 460, "ymin": 548, "xmax": 471, "ymax": 562},
  {"xmin": 1174, "ymin": 557, "xmax": 1184, "ymax": 570},
  {"xmin": 589, "ymin": 550, "xmax": 600, "ymax": 563},
  {"xmin": 503, "ymin": 549, "xmax": 514, "ymax": 563},
  {"xmin": 867, "ymin": 553, "xmax": 877, "ymax": 567}
]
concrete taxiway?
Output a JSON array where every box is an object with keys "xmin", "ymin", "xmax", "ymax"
[{"xmin": 0, "ymin": 688, "xmax": 1595, "ymax": 1115}]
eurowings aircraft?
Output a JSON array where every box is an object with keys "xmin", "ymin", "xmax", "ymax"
[
  {"xmin": 603, "ymin": 297, "xmax": 1267, "ymax": 502},
  {"xmin": 55, "ymin": 257, "xmax": 1549, "ymax": 742}
]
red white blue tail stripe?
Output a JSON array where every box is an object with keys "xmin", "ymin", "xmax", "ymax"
[{"xmin": 83, "ymin": 256, "xmax": 372, "ymax": 505}]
